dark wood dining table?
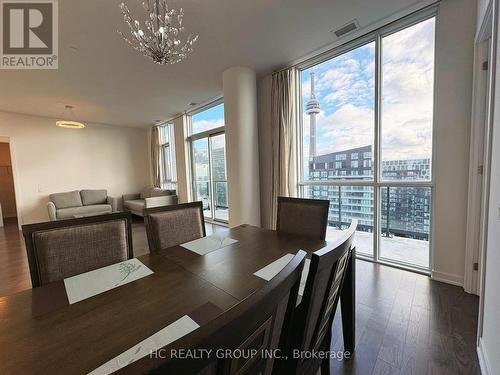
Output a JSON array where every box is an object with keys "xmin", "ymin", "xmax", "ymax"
[{"xmin": 0, "ymin": 224, "xmax": 355, "ymax": 374}]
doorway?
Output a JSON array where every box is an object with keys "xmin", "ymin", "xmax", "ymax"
[{"xmin": 0, "ymin": 141, "xmax": 17, "ymax": 228}]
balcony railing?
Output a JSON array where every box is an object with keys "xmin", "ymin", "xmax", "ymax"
[{"xmin": 307, "ymin": 185, "xmax": 430, "ymax": 241}]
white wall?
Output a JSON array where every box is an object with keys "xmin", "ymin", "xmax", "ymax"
[
  {"xmin": 256, "ymin": 0, "xmax": 476, "ymax": 286},
  {"xmin": 431, "ymin": 0, "xmax": 476, "ymax": 285},
  {"xmin": 0, "ymin": 111, "xmax": 150, "ymax": 224},
  {"xmin": 479, "ymin": 2, "xmax": 500, "ymax": 374}
]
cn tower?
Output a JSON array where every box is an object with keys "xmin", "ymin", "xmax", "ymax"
[{"xmin": 305, "ymin": 71, "xmax": 320, "ymax": 161}]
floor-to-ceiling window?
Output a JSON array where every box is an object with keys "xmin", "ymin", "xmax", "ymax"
[
  {"xmin": 160, "ymin": 123, "xmax": 177, "ymax": 190},
  {"xmin": 298, "ymin": 13, "xmax": 435, "ymax": 271},
  {"xmin": 189, "ymin": 101, "xmax": 229, "ymax": 223}
]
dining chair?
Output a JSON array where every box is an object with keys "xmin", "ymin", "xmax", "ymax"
[
  {"xmin": 22, "ymin": 212, "xmax": 133, "ymax": 288},
  {"xmin": 276, "ymin": 197, "xmax": 330, "ymax": 240},
  {"xmin": 143, "ymin": 201, "xmax": 206, "ymax": 253},
  {"xmin": 119, "ymin": 251, "xmax": 307, "ymax": 375},
  {"xmin": 286, "ymin": 220, "xmax": 357, "ymax": 375}
]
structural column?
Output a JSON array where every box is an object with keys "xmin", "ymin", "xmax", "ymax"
[{"xmin": 222, "ymin": 67, "xmax": 261, "ymax": 227}]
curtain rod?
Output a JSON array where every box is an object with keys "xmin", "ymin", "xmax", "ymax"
[{"xmin": 272, "ymin": 0, "xmax": 440, "ymax": 75}]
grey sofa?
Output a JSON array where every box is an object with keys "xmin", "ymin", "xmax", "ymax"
[
  {"xmin": 123, "ymin": 187, "xmax": 178, "ymax": 217},
  {"xmin": 47, "ymin": 190, "xmax": 119, "ymax": 221}
]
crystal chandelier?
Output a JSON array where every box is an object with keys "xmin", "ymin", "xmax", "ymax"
[{"xmin": 118, "ymin": 0, "xmax": 198, "ymax": 65}]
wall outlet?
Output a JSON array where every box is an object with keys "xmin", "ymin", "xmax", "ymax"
[{"xmin": 38, "ymin": 187, "xmax": 44, "ymax": 193}]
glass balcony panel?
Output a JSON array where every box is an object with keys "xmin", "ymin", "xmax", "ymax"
[
  {"xmin": 379, "ymin": 186, "xmax": 431, "ymax": 268},
  {"xmin": 193, "ymin": 138, "xmax": 212, "ymax": 218},
  {"xmin": 303, "ymin": 185, "xmax": 374, "ymax": 257}
]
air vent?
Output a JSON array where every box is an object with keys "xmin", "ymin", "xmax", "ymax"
[{"xmin": 332, "ymin": 19, "xmax": 360, "ymax": 38}]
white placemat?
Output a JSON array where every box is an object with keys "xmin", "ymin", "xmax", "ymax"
[
  {"xmin": 180, "ymin": 235, "xmax": 238, "ymax": 255},
  {"xmin": 64, "ymin": 258, "xmax": 153, "ymax": 304},
  {"xmin": 253, "ymin": 253, "xmax": 294, "ymax": 281},
  {"xmin": 88, "ymin": 315, "xmax": 200, "ymax": 375},
  {"xmin": 254, "ymin": 255, "xmax": 310, "ymax": 296}
]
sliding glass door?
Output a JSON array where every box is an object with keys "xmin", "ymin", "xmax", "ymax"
[
  {"xmin": 298, "ymin": 13, "xmax": 435, "ymax": 271},
  {"xmin": 190, "ymin": 102, "xmax": 229, "ymax": 223},
  {"xmin": 192, "ymin": 137, "xmax": 212, "ymax": 218},
  {"xmin": 210, "ymin": 133, "xmax": 228, "ymax": 221}
]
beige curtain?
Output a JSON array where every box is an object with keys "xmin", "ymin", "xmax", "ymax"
[
  {"xmin": 151, "ymin": 126, "xmax": 161, "ymax": 188},
  {"xmin": 270, "ymin": 68, "xmax": 297, "ymax": 228}
]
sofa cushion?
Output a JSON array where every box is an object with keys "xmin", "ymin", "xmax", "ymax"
[
  {"xmin": 80, "ymin": 189, "xmax": 107, "ymax": 206},
  {"xmin": 140, "ymin": 187, "xmax": 153, "ymax": 199},
  {"xmin": 50, "ymin": 191, "xmax": 83, "ymax": 209},
  {"xmin": 56, "ymin": 204, "xmax": 112, "ymax": 219},
  {"xmin": 150, "ymin": 188, "xmax": 174, "ymax": 197},
  {"xmin": 124, "ymin": 199, "xmax": 145, "ymax": 212}
]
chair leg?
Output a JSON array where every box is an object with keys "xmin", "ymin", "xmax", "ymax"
[{"xmin": 340, "ymin": 252, "xmax": 355, "ymax": 354}]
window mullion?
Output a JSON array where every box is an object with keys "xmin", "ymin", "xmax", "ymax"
[{"xmin": 373, "ymin": 32, "xmax": 383, "ymax": 262}]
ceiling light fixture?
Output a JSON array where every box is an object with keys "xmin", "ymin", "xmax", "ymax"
[
  {"xmin": 55, "ymin": 105, "xmax": 86, "ymax": 129},
  {"xmin": 118, "ymin": 0, "xmax": 198, "ymax": 65}
]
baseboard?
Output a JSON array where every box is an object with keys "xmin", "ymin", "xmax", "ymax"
[
  {"xmin": 478, "ymin": 338, "xmax": 492, "ymax": 375},
  {"xmin": 431, "ymin": 270, "xmax": 463, "ymax": 287}
]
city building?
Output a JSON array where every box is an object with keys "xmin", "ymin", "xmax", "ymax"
[{"xmin": 307, "ymin": 145, "xmax": 431, "ymax": 240}]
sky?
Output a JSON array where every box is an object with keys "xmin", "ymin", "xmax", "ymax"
[
  {"xmin": 191, "ymin": 102, "xmax": 225, "ymax": 134},
  {"xmin": 302, "ymin": 17, "xmax": 435, "ymax": 165}
]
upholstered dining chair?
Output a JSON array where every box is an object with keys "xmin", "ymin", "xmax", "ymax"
[
  {"xmin": 276, "ymin": 197, "xmax": 330, "ymax": 240},
  {"xmin": 285, "ymin": 220, "xmax": 357, "ymax": 375},
  {"xmin": 143, "ymin": 201, "xmax": 206, "ymax": 253},
  {"xmin": 22, "ymin": 212, "xmax": 133, "ymax": 288},
  {"xmin": 119, "ymin": 251, "xmax": 307, "ymax": 375}
]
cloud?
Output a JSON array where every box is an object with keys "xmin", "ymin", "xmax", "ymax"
[
  {"xmin": 380, "ymin": 18, "xmax": 434, "ymax": 160},
  {"xmin": 302, "ymin": 17, "xmax": 434, "ymax": 161},
  {"xmin": 192, "ymin": 119, "xmax": 224, "ymax": 133},
  {"xmin": 303, "ymin": 104, "xmax": 374, "ymax": 158}
]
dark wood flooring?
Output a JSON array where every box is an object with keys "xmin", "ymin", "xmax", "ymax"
[
  {"xmin": 0, "ymin": 218, "xmax": 480, "ymax": 374},
  {"xmin": 330, "ymin": 261, "xmax": 480, "ymax": 375}
]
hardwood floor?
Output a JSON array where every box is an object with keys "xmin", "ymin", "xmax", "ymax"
[
  {"xmin": 329, "ymin": 260, "xmax": 480, "ymax": 375},
  {"xmin": 0, "ymin": 218, "xmax": 31, "ymax": 296},
  {"xmin": 0, "ymin": 218, "xmax": 480, "ymax": 374}
]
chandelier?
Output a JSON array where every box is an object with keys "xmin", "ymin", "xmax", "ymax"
[{"xmin": 118, "ymin": 0, "xmax": 198, "ymax": 65}]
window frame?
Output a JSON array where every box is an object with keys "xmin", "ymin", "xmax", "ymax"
[
  {"xmin": 295, "ymin": 7, "xmax": 437, "ymax": 273},
  {"xmin": 159, "ymin": 123, "xmax": 177, "ymax": 190}
]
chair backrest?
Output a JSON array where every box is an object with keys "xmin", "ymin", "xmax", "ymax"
[
  {"xmin": 22, "ymin": 212, "xmax": 133, "ymax": 288},
  {"xmin": 288, "ymin": 220, "xmax": 357, "ymax": 374},
  {"xmin": 143, "ymin": 202, "xmax": 206, "ymax": 253},
  {"xmin": 276, "ymin": 197, "xmax": 330, "ymax": 240},
  {"xmin": 118, "ymin": 251, "xmax": 307, "ymax": 375}
]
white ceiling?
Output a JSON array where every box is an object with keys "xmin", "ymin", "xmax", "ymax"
[{"xmin": 0, "ymin": 0, "xmax": 428, "ymax": 127}]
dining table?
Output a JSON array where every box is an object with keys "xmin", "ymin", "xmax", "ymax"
[{"xmin": 0, "ymin": 224, "xmax": 355, "ymax": 374}]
